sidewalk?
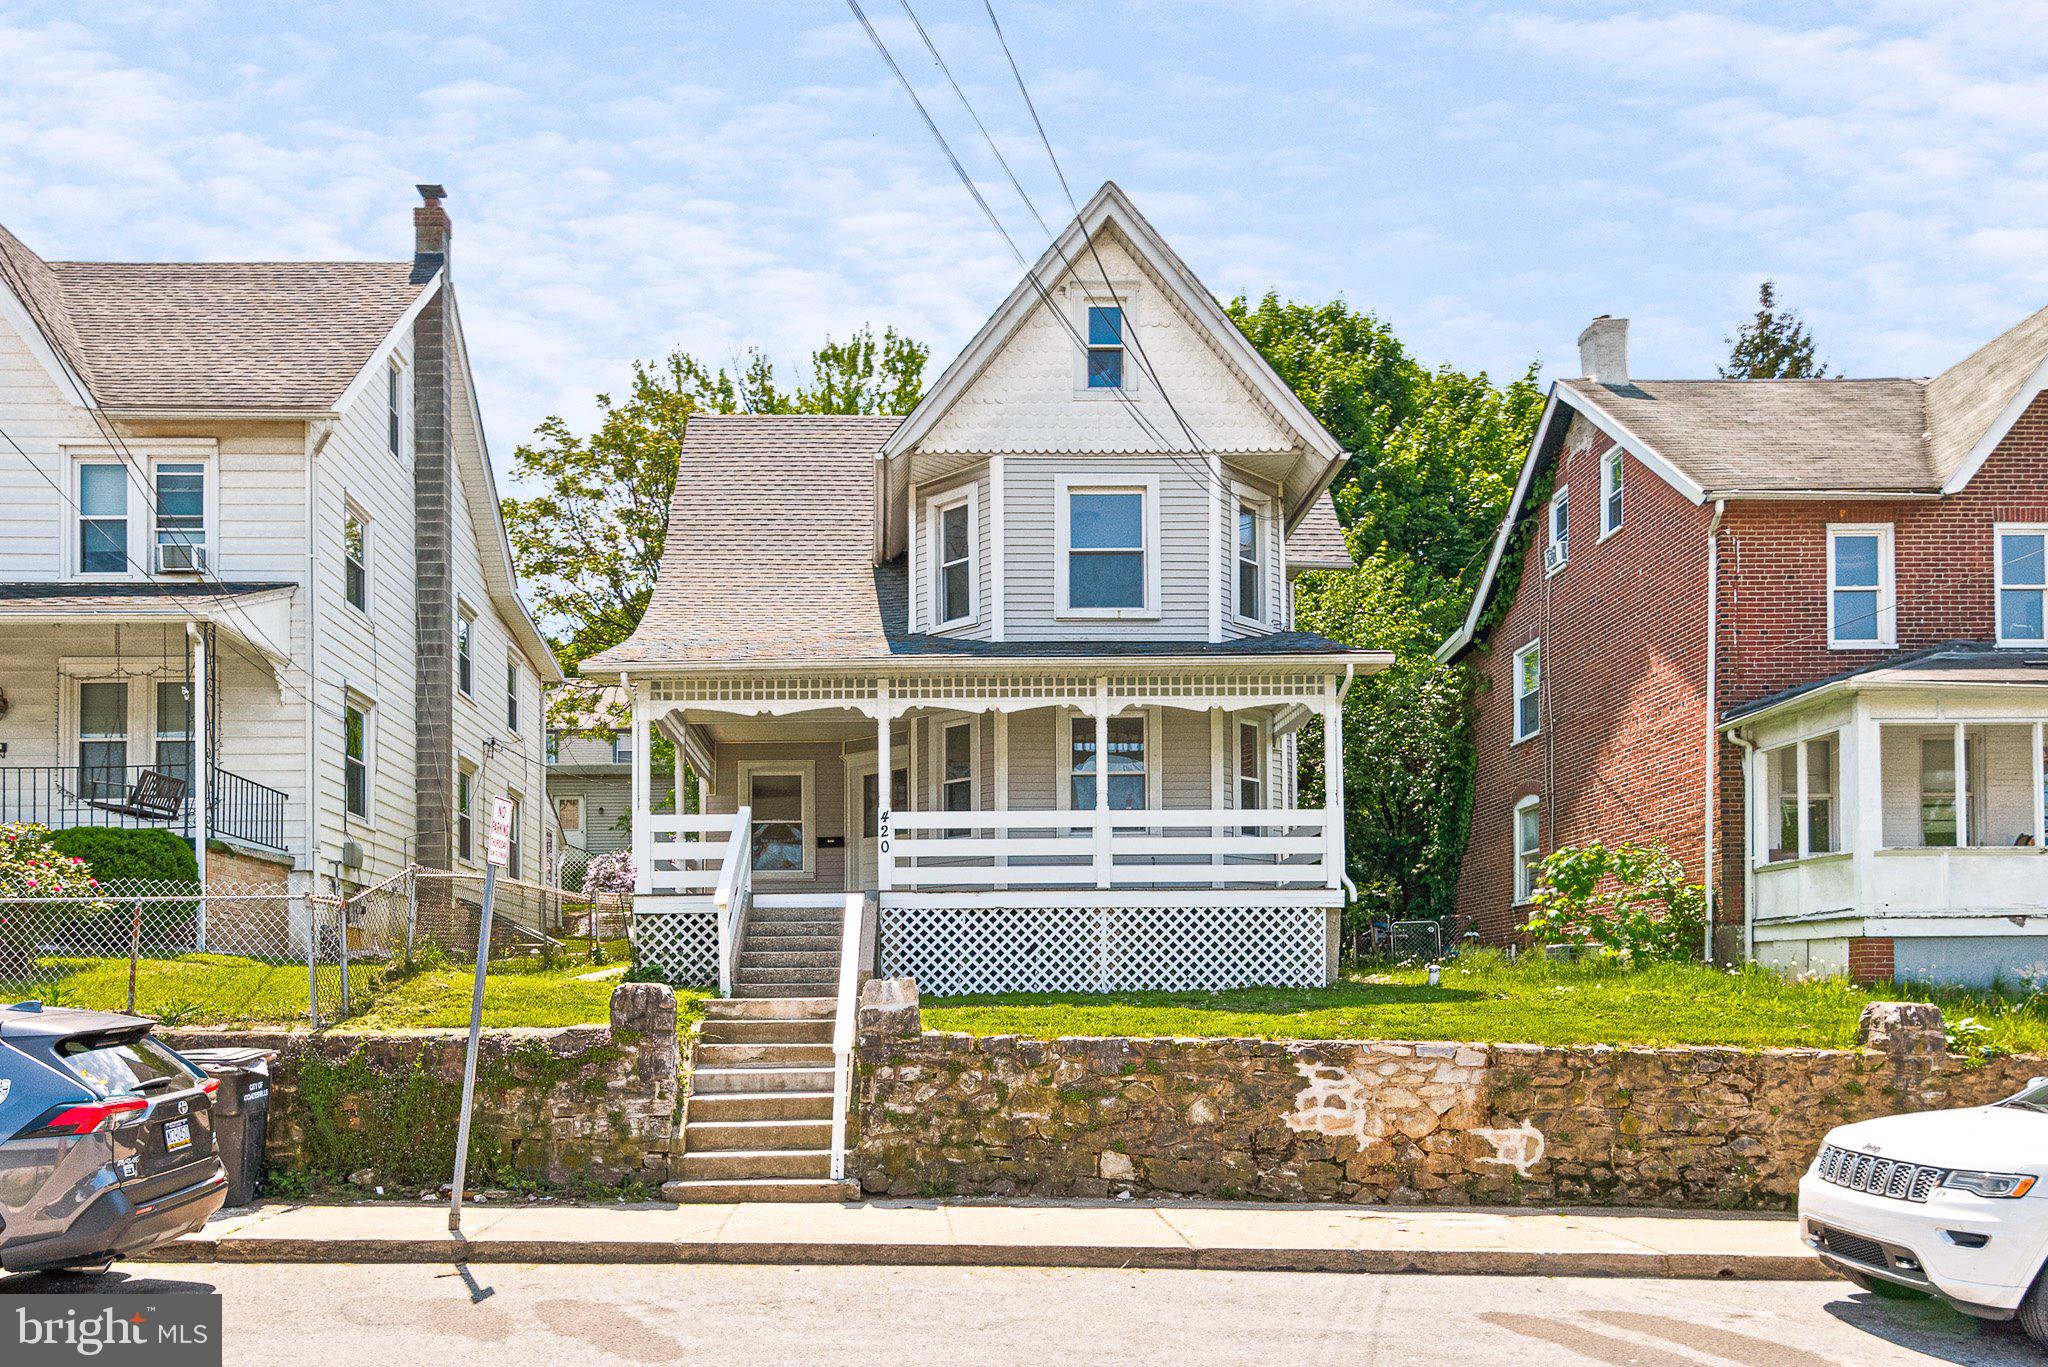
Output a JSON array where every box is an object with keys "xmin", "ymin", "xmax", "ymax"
[{"xmin": 142, "ymin": 1199, "xmax": 1825, "ymax": 1279}]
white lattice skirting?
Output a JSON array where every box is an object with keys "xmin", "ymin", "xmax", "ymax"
[
  {"xmin": 879, "ymin": 905, "xmax": 1328, "ymax": 995},
  {"xmin": 631, "ymin": 909, "xmax": 719, "ymax": 987}
]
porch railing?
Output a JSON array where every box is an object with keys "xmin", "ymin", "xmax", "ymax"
[
  {"xmin": 889, "ymin": 807, "xmax": 1334, "ymax": 891},
  {"xmin": 642, "ymin": 809, "xmax": 753, "ymax": 995},
  {"xmin": 0, "ymin": 764, "xmax": 288, "ymax": 852}
]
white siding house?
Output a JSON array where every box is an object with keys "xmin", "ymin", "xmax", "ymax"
[{"xmin": 0, "ymin": 187, "xmax": 560, "ymax": 908}]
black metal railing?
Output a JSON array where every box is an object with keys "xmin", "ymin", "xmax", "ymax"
[{"xmin": 0, "ymin": 764, "xmax": 288, "ymax": 852}]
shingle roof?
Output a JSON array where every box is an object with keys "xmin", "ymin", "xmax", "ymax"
[
  {"xmin": 586, "ymin": 413, "xmax": 1375, "ymax": 669},
  {"xmin": 46, "ymin": 260, "xmax": 428, "ymax": 409},
  {"xmin": 1286, "ymin": 494, "xmax": 1351, "ymax": 569},
  {"xmin": 1926, "ymin": 303, "xmax": 2048, "ymax": 483},
  {"xmin": 1559, "ymin": 377, "xmax": 1936, "ymax": 492},
  {"xmin": 0, "ymin": 219, "xmax": 430, "ymax": 409},
  {"xmin": 0, "ymin": 581, "xmax": 294, "ymax": 614}
]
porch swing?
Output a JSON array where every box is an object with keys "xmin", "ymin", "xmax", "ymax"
[{"xmin": 58, "ymin": 625, "xmax": 191, "ymax": 824}]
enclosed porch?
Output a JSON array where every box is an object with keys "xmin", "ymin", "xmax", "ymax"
[{"xmin": 623, "ymin": 666, "xmax": 1356, "ymax": 993}]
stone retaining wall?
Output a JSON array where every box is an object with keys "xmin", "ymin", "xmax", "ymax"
[
  {"xmin": 166, "ymin": 982, "xmax": 682, "ymax": 1190},
  {"xmin": 850, "ymin": 983, "xmax": 2044, "ymax": 1209}
]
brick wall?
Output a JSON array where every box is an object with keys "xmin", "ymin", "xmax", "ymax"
[{"xmin": 1457, "ymin": 391, "xmax": 2048, "ymax": 944}]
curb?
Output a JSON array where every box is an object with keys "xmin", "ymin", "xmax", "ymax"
[{"xmin": 140, "ymin": 1237, "xmax": 1831, "ymax": 1279}]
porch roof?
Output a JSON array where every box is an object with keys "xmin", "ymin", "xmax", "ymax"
[
  {"xmin": 0, "ymin": 581, "xmax": 297, "ymax": 664},
  {"xmin": 1722, "ymin": 641, "xmax": 2048, "ymax": 727}
]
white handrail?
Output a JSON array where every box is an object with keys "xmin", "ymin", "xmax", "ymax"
[
  {"xmin": 715, "ymin": 807, "xmax": 752, "ymax": 998},
  {"xmin": 828, "ymin": 891, "xmax": 865, "ymax": 1182}
]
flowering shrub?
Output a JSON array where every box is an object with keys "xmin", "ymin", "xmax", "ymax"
[
  {"xmin": 582, "ymin": 850, "xmax": 636, "ymax": 901},
  {"xmin": 1521, "ymin": 841, "xmax": 1705, "ymax": 966},
  {"xmin": 1, "ymin": 822, "xmax": 101, "ymax": 896}
]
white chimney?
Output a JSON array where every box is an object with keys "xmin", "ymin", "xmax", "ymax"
[{"xmin": 1577, "ymin": 315, "xmax": 1629, "ymax": 385}]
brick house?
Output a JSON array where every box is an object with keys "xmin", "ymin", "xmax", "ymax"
[{"xmin": 1439, "ymin": 307, "xmax": 2048, "ymax": 985}]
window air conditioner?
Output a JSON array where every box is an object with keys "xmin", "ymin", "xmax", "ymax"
[{"xmin": 156, "ymin": 542, "xmax": 208, "ymax": 575}]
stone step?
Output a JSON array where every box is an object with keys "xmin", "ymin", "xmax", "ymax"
[
  {"xmin": 740, "ymin": 949, "xmax": 840, "ymax": 971},
  {"xmin": 690, "ymin": 1065, "xmax": 835, "ymax": 1094},
  {"xmin": 742, "ymin": 915, "xmax": 841, "ymax": 933},
  {"xmin": 703, "ymin": 996, "xmax": 835, "ymax": 1021},
  {"xmin": 684, "ymin": 1118, "xmax": 833, "ymax": 1152},
  {"xmin": 694, "ymin": 1041, "xmax": 834, "ymax": 1069},
  {"xmin": 733, "ymin": 973, "xmax": 839, "ymax": 991},
  {"xmin": 677, "ymin": 1148, "xmax": 831, "ymax": 1181},
  {"xmin": 744, "ymin": 933, "xmax": 841, "ymax": 953},
  {"xmin": 685, "ymin": 1090, "xmax": 834, "ymax": 1122},
  {"xmin": 751, "ymin": 894, "xmax": 850, "ymax": 909},
  {"xmin": 698, "ymin": 1017, "xmax": 833, "ymax": 1046},
  {"xmin": 661, "ymin": 1176, "xmax": 857, "ymax": 1204}
]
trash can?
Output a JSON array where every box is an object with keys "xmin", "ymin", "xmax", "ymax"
[{"xmin": 179, "ymin": 1047, "xmax": 276, "ymax": 1207}]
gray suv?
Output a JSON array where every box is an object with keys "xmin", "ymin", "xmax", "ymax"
[{"xmin": 0, "ymin": 1003, "xmax": 227, "ymax": 1274}]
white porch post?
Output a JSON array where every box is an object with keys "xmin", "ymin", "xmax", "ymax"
[
  {"xmin": 630, "ymin": 684, "xmax": 651, "ymax": 895},
  {"xmin": 1094, "ymin": 676, "xmax": 1111, "ymax": 889},
  {"xmin": 188, "ymin": 623, "xmax": 208, "ymax": 948},
  {"xmin": 993, "ymin": 708, "xmax": 1009, "ymax": 890},
  {"xmin": 2033, "ymin": 721, "xmax": 2045, "ymax": 848},
  {"xmin": 670, "ymin": 730, "xmax": 686, "ymax": 817},
  {"xmin": 1953, "ymin": 721, "xmax": 1970, "ymax": 849},
  {"xmin": 1322, "ymin": 676, "xmax": 1344, "ymax": 890},
  {"xmin": 876, "ymin": 681, "xmax": 894, "ymax": 893},
  {"xmin": 1853, "ymin": 702, "xmax": 1883, "ymax": 919}
]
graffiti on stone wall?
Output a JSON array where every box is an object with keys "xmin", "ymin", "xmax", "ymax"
[
  {"xmin": 1474, "ymin": 1120, "xmax": 1546, "ymax": 1176},
  {"xmin": 1283, "ymin": 1044, "xmax": 1491, "ymax": 1156}
]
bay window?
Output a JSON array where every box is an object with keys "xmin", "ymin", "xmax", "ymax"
[{"xmin": 1059, "ymin": 478, "xmax": 1156, "ymax": 616}]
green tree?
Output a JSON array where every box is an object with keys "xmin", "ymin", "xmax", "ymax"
[
  {"xmin": 504, "ymin": 326, "xmax": 929, "ymax": 733},
  {"xmin": 1721, "ymin": 281, "xmax": 1828, "ymax": 379}
]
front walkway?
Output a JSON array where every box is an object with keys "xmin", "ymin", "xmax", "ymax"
[{"xmin": 148, "ymin": 1199, "xmax": 1818, "ymax": 1278}]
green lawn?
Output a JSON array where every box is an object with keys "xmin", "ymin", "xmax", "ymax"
[
  {"xmin": 1, "ymin": 953, "xmax": 381, "ymax": 1026},
  {"xmin": 922, "ymin": 952, "xmax": 2048, "ymax": 1053}
]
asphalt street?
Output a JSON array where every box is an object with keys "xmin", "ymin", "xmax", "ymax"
[{"xmin": 3, "ymin": 1262, "xmax": 2044, "ymax": 1365}]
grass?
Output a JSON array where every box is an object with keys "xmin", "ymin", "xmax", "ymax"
[
  {"xmin": 0, "ymin": 937, "xmax": 710, "ymax": 1032},
  {"xmin": 922, "ymin": 950, "xmax": 2048, "ymax": 1053}
]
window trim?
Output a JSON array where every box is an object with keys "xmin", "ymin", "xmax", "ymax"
[
  {"xmin": 738, "ymin": 759, "xmax": 816, "ymax": 880},
  {"xmin": 1511, "ymin": 639, "xmax": 1540, "ymax": 744},
  {"xmin": 1513, "ymin": 795, "xmax": 1541, "ymax": 905},
  {"xmin": 505, "ymin": 659, "xmax": 521, "ymax": 734},
  {"xmin": 1055, "ymin": 473, "xmax": 1162, "ymax": 620},
  {"xmin": 1756, "ymin": 729, "xmax": 1845, "ymax": 867},
  {"xmin": 933, "ymin": 715, "xmax": 980, "ymax": 814},
  {"xmin": 1231, "ymin": 482, "xmax": 1273, "ymax": 628},
  {"xmin": 455, "ymin": 759, "xmax": 476, "ymax": 864},
  {"xmin": 1544, "ymin": 488, "xmax": 1569, "ymax": 574},
  {"xmin": 387, "ymin": 359, "xmax": 407, "ymax": 459},
  {"xmin": 1995, "ymin": 522, "xmax": 2048, "ymax": 648},
  {"xmin": 927, "ymin": 484, "xmax": 980, "ymax": 629},
  {"xmin": 74, "ymin": 458, "xmax": 133, "ymax": 580},
  {"xmin": 343, "ymin": 696, "xmax": 372, "ymax": 822},
  {"xmin": 342, "ymin": 502, "xmax": 370, "ymax": 615},
  {"xmin": 610, "ymin": 730, "xmax": 632, "ymax": 766},
  {"xmin": 1234, "ymin": 715, "xmax": 1269, "ymax": 811},
  {"xmin": 148, "ymin": 457, "xmax": 211, "ymax": 573},
  {"xmin": 1071, "ymin": 290, "xmax": 1138, "ymax": 397},
  {"xmin": 1599, "ymin": 449, "xmax": 1624, "ymax": 540},
  {"xmin": 1056, "ymin": 707, "xmax": 1161, "ymax": 812},
  {"xmin": 506, "ymin": 792, "xmax": 524, "ymax": 878},
  {"xmin": 1826, "ymin": 523, "xmax": 1896, "ymax": 650},
  {"xmin": 555, "ymin": 794, "xmax": 583, "ymax": 834},
  {"xmin": 455, "ymin": 603, "xmax": 476, "ymax": 699}
]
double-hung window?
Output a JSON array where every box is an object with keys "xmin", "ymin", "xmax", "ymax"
[
  {"xmin": 1069, "ymin": 715, "xmax": 1147, "ymax": 811},
  {"xmin": 455, "ymin": 608, "xmax": 474, "ymax": 697},
  {"xmin": 1997, "ymin": 526, "xmax": 2048, "ymax": 645},
  {"xmin": 1237, "ymin": 720, "xmax": 1266, "ymax": 810},
  {"xmin": 506, "ymin": 796, "xmax": 523, "ymax": 878},
  {"xmin": 743, "ymin": 764, "xmax": 811, "ymax": 876},
  {"xmin": 387, "ymin": 364, "xmax": 405, "ymax": 457},
  {"xmin": 1827, "ymin": 524, "xmax": 1894, "ymax": 648},
  {"xmin": 1060, "ymin": 479, "xmax": 1154, "ymax": 615},
  {"xmin": 154, "ymin": 680, "xmax": 193, "ymax": 792},
  {"xmin": 1545, "ymin": 489, "xmax": 1569, "ymax": 571},
  {"xmin": 343, "ymin": 508, "xmax": 369, "ymax": 613},
  {"xmin": 77, "ymin": 681, "xmax": 129, "ymax": 800},
  {"xmin": 931, "ymin": 489, "xmax": 976, "ymax": 627},
  {"xmin": 152, "ymin": 463, "xmax": 205, "ymax": 570},
  {"xmin": 940, "ymin": 719, "xmax": 975, "ymax": 813},
  {"xmin": 78, "ymin": 464, "xmax": 128, "ymax": 575},
  {"xmin": 1762, "ymin": 734, "xmax": 1841, "ymax": 862},
  {"xmin": 1085, "ymin": 305, "xmax": 1124, "ymax": 389},
  {"xmin": 506, "ymin": 661, "xmax": 521, "ymax": 733},
  {"xmin": 343, "ymin": 702, "xmax": 370, "ymax": 819},
  {"xmin": 610, "ymin": 731, "xmax": 632, "ymax": 765},
  {"xmin": 1513, "ymin": 797, "xmax": 1541, "ymax": 904},
  {"xmin": 1512, "ymin": 640, "xmax": 1540, "ymax": 743},
  {"xmin": 1236, "ymin": 497, "xmax": 1264, "ymax": 623},
  {"xmin": 1601, "ymin": 450, "xmax": 1624, "ymax": 537},
  {"xmin": 456, "ymin": 764, "xmax": 474, "ymax": 860}
]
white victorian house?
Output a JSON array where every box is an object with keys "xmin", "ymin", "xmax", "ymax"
[
  {"xmin": 0, "ymin": 187, "xmax": 560, "ymax": 916},
  {"xmin": 590, "ymin": 183, "xmax": 1382, "ymax": 1001}
]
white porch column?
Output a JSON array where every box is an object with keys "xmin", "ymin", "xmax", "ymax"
[
  {"xmin": 1094, "ymin": 676, "xmax": 1111, "ymax": 889},
  {"xmin": 2034, "ymin": 722, "xmax": 2045, "ymax": 848},
  {"xmin": 1853, "ymin": 701, "xmax": 1883, "ymax": 918},
  {"xmin": 188, "ymin": 623, "xmax": 208, "ymax": 948},
  {"xmin": 1953, "ymin": 721, "xmax": 1970, "ymax": 849},
  {"xmin": 670, "ymin": 729, "xmax": 686, "ymax": 817},
  {"xmin": 993, "ymin": 708, "xmax": 1009, "ymax": 889},
  {"xmin": 630, "ymin": 684, "xmax": 652, "ymax": 894},
  {"xmin": 876, "ymin": 681, "xmax": 894, "ymax": 893},
  {"xmin": 1322, "ymin": 677, "xmax": 1344, "ymax": 890}
]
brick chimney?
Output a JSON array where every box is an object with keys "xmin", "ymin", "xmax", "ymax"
[
  {"xmin": 1577, "ymin": 315, "xmax": 1629, "ymax": 386},
  {"xmin": 413, "ymin": 182, "xmax": 450, "ymax": 271},
  {"xmin": 411, "ymin": 183, "xmax": 457, "ymax": 876}
]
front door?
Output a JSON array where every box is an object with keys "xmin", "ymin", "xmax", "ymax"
[{"xmin": 847, "ymin": 750, "xmax": 908, "ymax": 890}]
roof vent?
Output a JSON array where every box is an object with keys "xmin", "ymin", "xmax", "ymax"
[{"xmin": 1578, "ymin": 315, "xmax": 1630, "ymax": 386}]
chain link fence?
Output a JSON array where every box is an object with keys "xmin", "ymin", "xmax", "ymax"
[
  {"xmin": 1, "ymin": 863, "xmax": 635, "ymax": 1028},
  {"xmin": 1347, "ymin": 913, "xmax": 1479, "ymax": 969}
]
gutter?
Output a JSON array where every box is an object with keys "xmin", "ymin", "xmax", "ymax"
[
  {"xmin": 589, "ymin": 650, "xmax": 1394, "ymax": 676},
  {"xmin": 1703, "ymin": 497, "xmax": 1726, "ymax": 962}
]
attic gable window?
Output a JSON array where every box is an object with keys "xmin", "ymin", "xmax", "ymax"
[
  {"xmin": 1545, "ymin": 489, "xmax": 1569, "ymax": 573},
  {"xmin": 1601, "ymin": 450, "xmax": 1624, "ymax": 537},
  {"xmin": 1086, "ymin": 305, "xmax": 1125, "ymax": 389}
]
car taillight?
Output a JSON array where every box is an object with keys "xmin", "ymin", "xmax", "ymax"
[
  {"xmin": 201, "ymin": 1078, "xmax": 219, "ymax": 1097},
  {"xmin": 17, "ymin": 1096, "xmax": 148, "ymax": 1138}
]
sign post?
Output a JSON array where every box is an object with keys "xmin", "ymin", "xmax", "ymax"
[{"xmin": 449, "ymin": 795, "xmax": 514, "ymax": 1233}]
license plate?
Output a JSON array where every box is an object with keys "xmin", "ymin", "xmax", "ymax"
[{"xmin": 163, "ymin": 1117, "xmax": 192, "ymax": 1152}]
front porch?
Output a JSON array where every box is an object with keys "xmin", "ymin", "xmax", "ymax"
[
  {"xmin": 1731, "ymin": 659, "xmax": 2048, "ymax": 984},
  {"xmin": 622, "ymin": 666, "xmax": 1354, "ymax": 993}
]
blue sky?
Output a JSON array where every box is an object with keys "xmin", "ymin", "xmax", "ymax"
[{"xmin": 4, "ymin": 1, "xmax": 2044, "ymax": 472}]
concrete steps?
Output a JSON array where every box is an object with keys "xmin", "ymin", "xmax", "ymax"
[{"xmin": 671, "ymin": 904, "xmax": 852, "ymax": 1204}]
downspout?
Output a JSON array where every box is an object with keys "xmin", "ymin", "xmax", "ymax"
[
  {"xmin": 1702, "ymin": 497, "xmax": 1727, "ymax": 962},
  {"xmin": 1727, "ymin": 725, "xmax": 1757, "ymax": 964}
]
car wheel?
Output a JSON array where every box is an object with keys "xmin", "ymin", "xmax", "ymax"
[{"xmin": 2017, "ymin": 1268, "xmax": 2048, "ymax": 1349}]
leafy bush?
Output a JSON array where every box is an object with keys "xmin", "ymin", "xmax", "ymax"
[
  {"xmin": 47, "ymin": 827, "xmax": 197, "ymax": 884},
  {"xmin": 1522, "ymin": 841, "xmax": 1705, "ymax": 966}
]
